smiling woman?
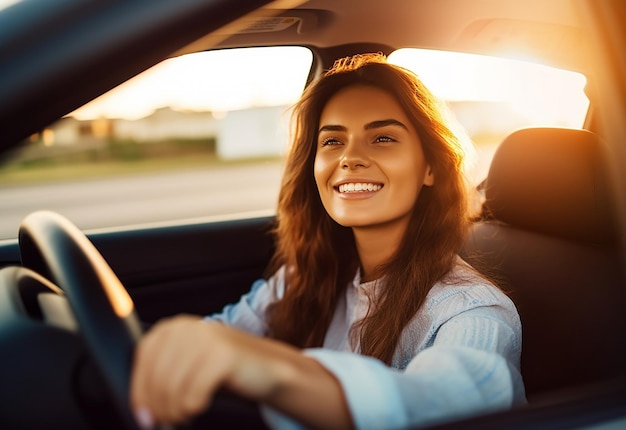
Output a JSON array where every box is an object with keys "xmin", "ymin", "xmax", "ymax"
[{"xmin": 130, "ymin": 52, "xmax": 524, "ymax": 430}]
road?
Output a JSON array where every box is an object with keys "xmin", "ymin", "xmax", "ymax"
[{"xmin": 0, "ymin": 161, "xmax": 284, "ymax": 240}]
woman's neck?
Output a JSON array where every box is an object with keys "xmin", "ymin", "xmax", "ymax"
[{"xmin": 353, "ymin": 219, "xmax": 409, "ymax": 282}]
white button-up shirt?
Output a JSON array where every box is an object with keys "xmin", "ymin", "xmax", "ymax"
[{"xmin": 208, "ymin": 257, "xmax": 525, "ymax": 429}]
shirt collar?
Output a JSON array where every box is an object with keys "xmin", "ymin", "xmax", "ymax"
[{"xmin": 352, "ymin": 269, "xmax": 382, "ymax": 291}]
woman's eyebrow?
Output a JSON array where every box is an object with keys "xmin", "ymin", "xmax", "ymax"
[
  {"xmin": 364, "ymin": 119, "xmax": 408, "ymax": 130},
  {"xmin": 318, "ymin": 124, "xmax": 346, "ymax": 133},
  {"xmin": 318, "ymin": 119, "xmax": 407, "ymax": 134}
]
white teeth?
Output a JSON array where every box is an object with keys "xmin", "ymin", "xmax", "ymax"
[{"xmin": 338, "ymin": 183, "xmax": 382, "ymax": 193}]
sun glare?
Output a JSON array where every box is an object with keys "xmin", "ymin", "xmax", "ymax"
[
  {"xmin": 0, "ymin": 0, "xmax": 20, "ymax": 11},
  {"xmin": 389, "ymin": 48, "xmax": 589, "ymax": 128},
  {"xmin": 71, "ymin": 47, "xmax": 313, "ymax": 120},
  {"xmin": 71, "ymin": 46, "xmax": 589, "ymax": 131}
]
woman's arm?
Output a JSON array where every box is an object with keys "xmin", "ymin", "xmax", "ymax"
[
  {"xmin": 130, "ymin": 315, "xmax": 353, "ymax": 429},
  {"xmin": 207, "ymin": 267, "xmax": 285, "ymax": 334},
  {"xmin": 298, "ymin": 307, "xmax": 524, "ymax": 430}
]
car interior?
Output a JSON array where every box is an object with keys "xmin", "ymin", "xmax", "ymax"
[{"xmin": 1, "ymin": 0, "xmax": 626, "ymax": 429}]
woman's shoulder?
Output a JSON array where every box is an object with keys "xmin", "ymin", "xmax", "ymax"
[
  {"xmin": 264, "ymin": 265, "xmax": 289, "ymax": 299},
  {"xmin": 424, "ymin": 257, "xmax": 518, "ymax": 322}
]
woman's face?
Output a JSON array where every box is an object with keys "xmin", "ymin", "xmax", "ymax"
[{"xmin": 314, "ymin": 85, "xmax": 434, "ymax": 231}]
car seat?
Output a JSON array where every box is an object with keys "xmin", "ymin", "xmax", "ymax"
[{"xmin": 461, "ymin": 127, "xmax": 626, "ymax": 400}]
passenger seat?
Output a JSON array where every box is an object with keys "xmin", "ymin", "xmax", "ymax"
[{"xmin": 461, "ymin": 127, "xmax": 626, "ymax": 400}]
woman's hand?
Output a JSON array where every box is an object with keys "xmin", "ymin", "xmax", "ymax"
[{"xmin": 130, "ymin": 315, "xmax": 353, "ymax": 429}]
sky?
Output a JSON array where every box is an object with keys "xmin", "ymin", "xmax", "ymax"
[
  {"xmin": 389, "ymin": 48, "xmax": 589, "ymax": 126},
  {"xmin": 72, "ymin": 47, "xmax": 314, "ymax": 120}
]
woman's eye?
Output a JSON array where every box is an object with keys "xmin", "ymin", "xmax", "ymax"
[
  {"xmin": 321, "ymin": 137, "xmax": 341, "ymax": 146},
  {"xmin": 375, "ymin": 135, "xmax": 396, "ymax": 143}
]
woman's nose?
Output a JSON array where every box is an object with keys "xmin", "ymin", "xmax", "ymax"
[{"xmin": 340, "ymin": 143, "xmax": 369, "ymax": 169}]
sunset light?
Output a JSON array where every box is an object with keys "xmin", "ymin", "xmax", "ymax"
[
  {"xmin": 389, "ymin": 48, "xmax": 589, "ymax": 128},
  {"xmin": 71, "ymin": 46, "xmax": 589, "ymax": 131},
  {"xmin": 72, "ymin": 47, "xmax": 313, "ymax": 120}
]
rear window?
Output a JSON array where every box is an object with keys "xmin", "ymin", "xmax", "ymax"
[{"xmin": 388, "ymin": 48, "xmax": 589, "ymax": 182}]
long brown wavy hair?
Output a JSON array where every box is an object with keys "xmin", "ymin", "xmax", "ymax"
[{"xmin": 266, "ymin": 53, "xmax": 470, "ymax": 365}]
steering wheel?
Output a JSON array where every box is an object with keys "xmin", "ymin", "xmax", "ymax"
[
  {"xmin": 18, "ymin": 210, "xmax": 269, "ymax": 430},
  {"xmin": 18, "ymin": 210, "xmax": 143, "ymax": 430}
]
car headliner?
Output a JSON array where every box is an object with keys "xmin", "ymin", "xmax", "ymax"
[{"xmin": 195, "ymin": 0, "xmax": 587, "ymax": 72}]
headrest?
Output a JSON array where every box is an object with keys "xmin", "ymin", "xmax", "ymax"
[{"xmin": 484, "ymin": 127, "xmax": 617, "ymax": 245}]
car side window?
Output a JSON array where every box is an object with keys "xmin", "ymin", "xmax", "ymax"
[
  {"xmin": 0, "ymin": 47, "xmax": 313, "ymax": 240},
  {"xmin": 388, "ymin": 48, "xmax": 589, "ymax": 185}
]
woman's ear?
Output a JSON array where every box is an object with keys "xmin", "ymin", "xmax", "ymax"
[{"xmin": 423, "ymin": 166, "xmax": 435, "ymax": 186}]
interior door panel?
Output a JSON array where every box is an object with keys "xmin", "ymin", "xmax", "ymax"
[{"xmin": 0, "ymin": 215, "xmax": 276, "ymax": 324}]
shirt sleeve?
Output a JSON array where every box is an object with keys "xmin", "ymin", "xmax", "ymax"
[
  {"xmin": 262, "ymin": 305, "xmax": 525, "ymax": 430},
  {"xmin": 205, "ymin": 267, "xmax": 285, "ymax": 336}
]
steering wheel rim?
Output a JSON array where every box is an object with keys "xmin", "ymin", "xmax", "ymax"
[{"xmin": 18, "ymin": 210, "xmax": 142, "ymax": 430}]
